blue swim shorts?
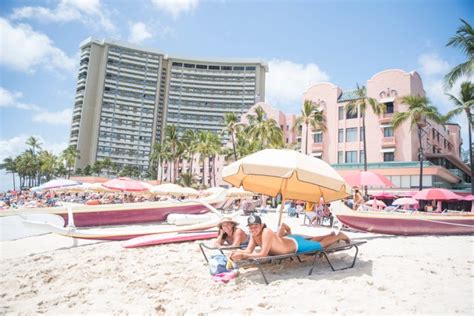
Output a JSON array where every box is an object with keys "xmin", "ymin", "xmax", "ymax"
[{"xmin": 286, "ymin": 234, "xmax": 323, "ymax": 253}]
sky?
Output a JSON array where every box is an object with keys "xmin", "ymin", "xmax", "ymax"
[{"xmin": 0, "ymin": 0, "xmax": 472, "ymax": 191}]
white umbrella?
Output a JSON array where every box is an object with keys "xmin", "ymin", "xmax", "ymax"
[
  {"xmin": 150, "ymin": 183, "xmax": 185, "ymax": 196},
  {"xmin": 222, "ymin": 149, "xmax": 349, "ymax": 227},
  {"xmin": 39, "ymin": 178, "xmax": 81, "ymax": 191},
  {"xmin": 392, "ymin": 197, "xmax": 418, "ymax": 206}
]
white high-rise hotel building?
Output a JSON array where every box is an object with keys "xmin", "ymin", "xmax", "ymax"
[{"xmin": 70, "ymin": 38, "xmax": 267, "ymax": 172}]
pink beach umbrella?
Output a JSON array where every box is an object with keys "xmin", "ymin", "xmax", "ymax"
[
  {"xmin": 413, "ymin": 188, "xmax": 464, "ymax": 212},
  {"xmin": 392, "ymin": 197, "xmax": 418, "ymax": 206},
  {"xmin": 343, "ymin": 171, "xmax": 393, "ymax": 188},
  {"xmin": 372, "ymin": 192, "xmax": 397, "ymax": 199},
  {"xmin": 365, "ymin": 199, "xmax": 386, "ymax": 210},
  {"xmin": 102, "ymin": 177, "xmax": 149, "ymax": 192}
]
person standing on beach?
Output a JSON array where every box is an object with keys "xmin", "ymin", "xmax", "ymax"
[{"xmin": 230, "ymin": 215, "xmax": 350, "ymax": 260}]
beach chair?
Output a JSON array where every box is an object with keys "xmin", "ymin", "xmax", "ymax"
[{"xmin": 199, "ymin": 240, "xmax": 366, "ymax": 285}]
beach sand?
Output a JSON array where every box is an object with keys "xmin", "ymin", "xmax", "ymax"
[{"xmin": 0, "ymin": 213, "xmax": 473, "ymax": 315}]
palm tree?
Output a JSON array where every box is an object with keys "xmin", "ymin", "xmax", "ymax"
[
  {"xmin": 182, "ymin": 129, "xmax": 199, "ymax": 177},
  {"xmin": 392, "ymin": 95, "xmax": 443, "ymax": 190},
  {"xmin": 222, "ymin": 112, "xmax": 242, "ymax": 160},
  {"xmin": 196, "ymin": 131, "xmax": 215, "ymax": 188},
  {"xmin": 445, "ymin": 81, "xmax": 474, "ymax": 194},
  {"xmin": 164, "ymin": 125, "xmax": 180, "ymax": 183},
  {"xmin": 293, "ymin": 100, "xmax": 327, "ymax": 155},
  {"xmin": 1, "ymin": 157, "xmax": 17, "ymax": 190},
  {"xmin": 61, "ymin": 145, "xmax": 80, "ymax": 178},
  {"xmin": 26, "ymin": 136, "xmax": 42, "ymax": 185},
  {"xmin": 100, "ymin": 157, "xmax": 113, "ymax": 177},
  {"xmin": 150, "ymin": 142, "xmax": 165, "ymax": 181},
  {"xmin": 445, "ymin": 19, "xmax": 474, "ymax": 88},
  {"xmin": 246, "ymin": 105, "xmax": 284, "ymax": 150},
  {"xmin": 38, "ymin": 151, "xmax": 57, "ymax": 181},
  {"xmin": 346, "ymin": 84, "xmax": 386, "ymax": 175}
]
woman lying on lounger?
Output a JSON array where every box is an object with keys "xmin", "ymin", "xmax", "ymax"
[
  {"xmin": 214, "ymin": 217, "xmax": 249, "ymax": 248},
  {"xmin": 230, "ymin": 215, "xmax": 349, "ymax": 260}
]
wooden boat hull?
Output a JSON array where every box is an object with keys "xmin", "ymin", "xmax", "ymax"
[
  {"xmin": 333, "ymin": 201, "xmax": 474, "ymax": 236},
  {"xmin": 1, "ymin": 190, "xmax": 226, "ymax": 227}
]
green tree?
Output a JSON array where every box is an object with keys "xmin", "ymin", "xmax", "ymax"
[
  {"xmin": 61, "ymin": 145, "xmax": 80, "ymax": 179},
  {"xmin": 445, "ymin": 19, "xmax": 474, "ymax": 88},
  {"xmin": 150, "ymin": 142, "xmax": 165, "ymax": 181},
  {"xmin": 100, "ymin": 157, "xmax": 113, "ymax": 177},
  {"xmin": 38, "ymin": 151, "xmax": 57, "ymax": 181},
  {"xmin": 182, "ymin": 129, "xmax": 199, "ymax": 176},
  {"xmin": 222, "ymin": 112, "xmax": 242, "ymax": 160},
  {"xmin": 445, "ymin": 81, "xmax": 474, "ymax": 194},
  {"xmin": 1, "ymin": 157, "xmax": 17, "ymax": 190},
  {"xmin": 293, "ymin": 100, "xmax": 327, "ymax": 155},
  {"xmin": 26, "ymin": 136, "xmax": 42, "ymax": 186},
  {"xmin": 392, "ymin": 95, "xmax": 443, "ymax": 190},
  {"xmin": 345, "ymin": 84, "xmax": 386, "ymax": 176},
  {"xmin": 246, "ymin": 105, "xmax": 284, "ymax": 150},
  {"xmin": 164, "ymin": 125, "xmax": 180, "ymax": 183}
]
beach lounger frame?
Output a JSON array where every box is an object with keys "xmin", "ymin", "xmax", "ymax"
[{"xmin": 199, "ymin": 241, "xmax": 366, "ymax": 285}]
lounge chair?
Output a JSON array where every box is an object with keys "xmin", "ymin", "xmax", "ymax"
[{"xmin": 199, "ymin": 240, "xmax": 366, "ymax": 285}]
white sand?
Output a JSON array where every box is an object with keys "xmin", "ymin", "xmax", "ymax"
[{"xmin": 0, "ymin": 213, "xmax": 473, "ymax": 315}]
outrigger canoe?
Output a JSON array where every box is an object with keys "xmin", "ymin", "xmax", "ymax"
[
  {"xmin": 332, "ymin": 201, "xmax": 474, "ymax": 236},
  {"xmin": 0, "ymin": 189, "xmax": 227, "ymax": 227}
]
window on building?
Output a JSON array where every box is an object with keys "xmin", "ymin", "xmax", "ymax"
[
  {"xmin": 338, "ymin": 107, "xmax": 344, "ymax": 120},
  {"xmin": 196, "ymin": 64, "xmax": 207, "ymax": 69},
  {"xmin": 346, "ymin": 128, "xmax": 358, "ymax": 142},
  {"xmin": 360, "ymin": 127, "xmax": 364, "ymax": 141},
  {"xmin": 383, "ymin": 127, "xmax": 394, "ymax": 137},
  {"xmin": 209, "ymin": 65, "xmax": 220, "ymax": 70},
  {"xmin": 346, "ymin": 108, "xmax": 358, "ymax": 119},
  {"xmin": 184, "ymin": 63, "xmax": 195, "ymax": 68},
  {"xmin": 313, "ymin": 133, "xmax": 323, "ymax": 143},
  {"xmin": 246, "ymin": 66, "xmax": 256, "ymax": 70},
  {"xmin": 345, "ymin": 151, "xmax": 357, "ymax": 163},
  {"xmin": 359, "ymin": 150, "xmax": 365, "ymax": 163},
  {"xmin": 384, "ymin": 102, "xmax": 394, "ymax": 113},
  {"xmin": 338, "ymin": 151, "xmax": 344, "ymax": 163},
  {"xmin": 338, "ymin": 129, "xmax": 344, "ymax": 143},
  {"xmin": 383, "ymin": 152, "xmax": 395, "ymax": 161},
  {"xmin": 233, "ymin": 66, "xmax": 244, "ymax": 70}
]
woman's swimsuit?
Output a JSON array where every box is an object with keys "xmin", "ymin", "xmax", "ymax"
[{"xmin": 285, "ymin": 234, "xmax": 323, "ymax": 253}]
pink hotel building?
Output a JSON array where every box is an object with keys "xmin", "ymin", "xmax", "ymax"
[
  {"xmin": 220, "ymin": 69, "xmax": 471, "ymax": 192},
  {"xmin": 163, "ymin": 69, "xmax": 470, "ymax": 193}
]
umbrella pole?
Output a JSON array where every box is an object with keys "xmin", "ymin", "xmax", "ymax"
[{"xmin": 277, "ymin": 197, "xmax": 286, "ymax": 230}]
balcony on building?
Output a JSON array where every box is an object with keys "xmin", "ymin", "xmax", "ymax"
[
  {"xmin": 311, "ymin": 142, "xmax": 323, "ymax": 151},
  {"xmin": 381, "ymin": 136, "xmax": 396, "ymax": 147}
]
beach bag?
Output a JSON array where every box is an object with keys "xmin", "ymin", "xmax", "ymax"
[{"xmin": 209, "ymin": 254, "xmax": 237, "ymax": 275}]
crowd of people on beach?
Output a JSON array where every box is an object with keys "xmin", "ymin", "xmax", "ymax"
[{"xmin": 0, "ymin": 190, "xmax": 166, "ymax": 210}]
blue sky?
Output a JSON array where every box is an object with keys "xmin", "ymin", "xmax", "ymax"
[{"xmin": 0, "ymin": 0, "xmax": 472, "ymax": 190}]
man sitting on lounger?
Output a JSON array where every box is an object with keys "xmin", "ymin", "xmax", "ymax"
[{"xmin": 230, "ymin": 215, "xmax": 350, "ymax": 260}]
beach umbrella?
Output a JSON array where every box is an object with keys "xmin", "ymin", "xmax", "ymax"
[
  {"xmin": 39, "ymin": 178, "xmax": 81, "ymax": 191},
  {"xmin": 222, "ymin": 149, "xmax": 349, "ymax": 227},
  {"xmin": 226, "ymin": 187, "xmax": 255, "ymax": 198},
  {"xmin": 180, "ymin": 187, "xmax": 200, "ymax": 197},
  {"xmin": 202, "ymin": 187, "xmax": 227, "ymax": 196},
  {"xmin": 102, "ymin": 177, "xmax": 149, "ymax": 192},
  {"xmin": 365, "ymin": 199, "xmax": 387, "ymax": 207},
  {"xmin": 413, "ymin": 188, "xmax": 464, "ymax": 201},
  {"xmin": 150, "ymin": 183, "xmax": 185, "ymax": 196},
  {"xmin": 343, "ymin": 171, "xmax": 394, "ymax": 188},
  {"xmin": 372, "ymin": 192, "xmax": 397, "ymax": 199},
  {"xmin": 392, "ymin": 197, "xmax": 418, "ymax": 206},
  {"xmin": 413, "ymin": 188, "xmax": 464, "ymax": 212}
]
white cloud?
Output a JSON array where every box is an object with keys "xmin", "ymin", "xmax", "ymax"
[
  {"xmin": 0, "ymin": 135, "xmax": 68, "ymax": 162},
  {"xmin": 0, "ymin": 18, "xmax": 76, "ymax": 73},
  {"xmin": 418, "ymin": 53, "xmax": 450, "ymax": 76},
  {"xmin": 265, "ymin": 59, "xmax": 330, "ymax": 113},
  {"xmin": 0, "ymin": 87, "xmax": 41, "ymax": 111},
  {"xmin": 151, "ymin": 0, "xmax": 199, "ymax": 18},
  {"xmin": 11, "ymin": 0, "xmax": 115, "ymax": 32},
  {"xmin": 32, "ymin": 109, "xmax": 72, "ymax": 125},
  {"xmin": 128, "ymin": 22, "xmax": 153, "ymax": 44}
]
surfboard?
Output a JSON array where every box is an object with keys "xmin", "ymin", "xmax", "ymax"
[
  {"xmin": 0, "ymin": 214, "xmax": 65, "ymax": 241},
  {"xmin": 122, "ymin": 231, "xmax": 218, "ymax": 248}
]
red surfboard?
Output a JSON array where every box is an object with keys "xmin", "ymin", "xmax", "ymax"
[{"xmin": 122, "ymin": 231, "xmax": 218, "ymax": 248}]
